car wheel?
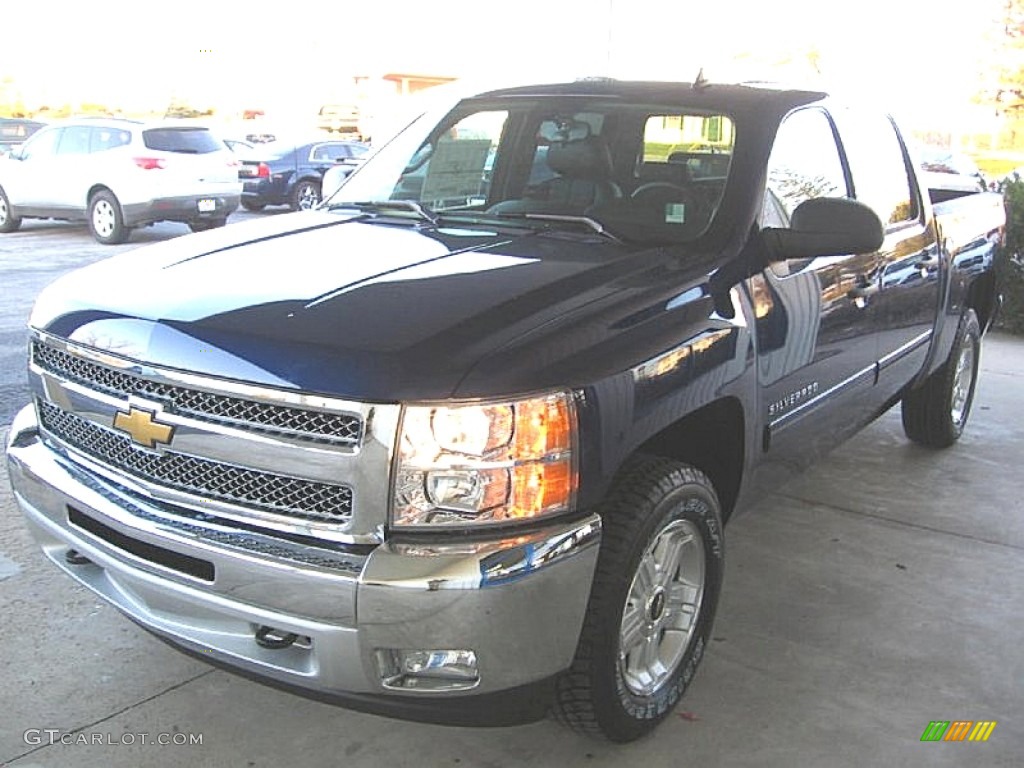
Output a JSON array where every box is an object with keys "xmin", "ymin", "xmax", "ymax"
[
  {"xmin": 88, "ymin": 190, "xmax": 130, "ymax": 245},
  {"xmin": 0, "ymin": 186, "xmax": 21, "ymax": 233},
  {"xmin": 189, "ymin": 217, "xmax": 227, "ymax": 233},
  {"xmin": 902, "ymin": 308, "xmax": 981, "ymax": 448},
  {"xmin": 241, "ymin": 200, "xmax": 265, "ymax": 212},
  {"xmin": 552, "ymin": 455, "xmax": 724, "ymax": 742},
  {"xmin": 290, "ymin": 180, "xmax": 321, "ymax": 211}
]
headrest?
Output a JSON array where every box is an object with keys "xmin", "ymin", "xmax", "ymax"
[{"xmin": 546, "ymin": 136, "xmax": 614, "ymax": 180}]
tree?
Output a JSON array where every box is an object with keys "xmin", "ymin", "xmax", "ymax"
[{"xmin": 977, "ymin": 1, "xmax": 1024, "ymax": 145}]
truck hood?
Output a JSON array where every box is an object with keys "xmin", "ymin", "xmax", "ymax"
[{"xmin": 33, "ymin": 211, "xmax": 711, "ymax": 401}]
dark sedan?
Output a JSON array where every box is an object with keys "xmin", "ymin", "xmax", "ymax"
[
  {"xmin": 239, "ymin": 140, "xmax": 368, "ymax": 211},
  {"xmin": 0, "ymin": 118, "xmax": 45, "ymax": 154}
]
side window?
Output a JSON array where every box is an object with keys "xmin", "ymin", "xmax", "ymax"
[
  {"xmin": 396, "ymin": 110, "xmax": 508, "ymax": 209},
  {"xmin": 765, "ymin": 108, "xmax": 849, "ymax": 222},
  {"xmin": 91, "ymin": 128, "xmax": 131, "ymax": 153},
  {"xmin": 836, "ymin": 112, "xmax": 917, "ymax": 227},
  {"xmin": 311, "ymin": 143, "xmax": 349, "ymax": 162},
  {"xmin": 57, "ymin": 126, "xmax": 91, "ymax": 155},
  {"xmin": 19, "ymin": 128, "xmax": 61, "ymax": 160}
]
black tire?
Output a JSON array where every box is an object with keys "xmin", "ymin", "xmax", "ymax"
[
  {"xmin": 88, "ymin": 190, "xmax": 130, "ymax": 244},
  {"xmin": 902, "ymin": 308, "xmax": 981, "ymax": 448},
  {"xmin": 290, "ymin": 179, "xmax": 321, "ymax": 211},
  {"xmin": 552, "ymin": 455, "xmax": 724, "ymax": 742},
  {"xmin": 241, "ymin": 200, "xmax": 265, "ymax": 212},
  {"xmin": 188, "ymin": 217, "xmax": 227, "ymax": 233},
  {"xmin": 0, "ymin": 186, "xmax": 22, "ymax": 233}
]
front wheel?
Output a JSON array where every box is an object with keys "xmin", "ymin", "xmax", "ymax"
[
  {"xmin": 241, "ymin": 200, "xmax": 265, "ymax": 212},
  {"xmin": 552, "ymin": 455, "xmax": 724, "ymax": 742},
  {"xmin": 88, "ymin": 190, "xmax": 130, "ymax": 244},
  {"xmin": 902, "ymin": 309, "xmax": 981, "ymax": 448},
  {"xmin": 290, "ymin": 179, "xmax": 321, "ymax": 211},
  {"xmin": 0, "ymin": 186, "xmax": 22, "ymax": 233}
]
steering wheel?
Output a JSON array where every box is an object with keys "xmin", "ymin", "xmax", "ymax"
[{"xmin": 631, "ymin": 182, "xmax": 693, "ymax": 202}]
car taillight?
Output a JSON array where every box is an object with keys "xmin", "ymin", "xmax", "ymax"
[
  {"xmin": 133, "ymin": 157, "xmax": 166, "ymax": 170},
  {"xmin": 256, "ymin": 162, "xmax": 270, "ymax": 178}
]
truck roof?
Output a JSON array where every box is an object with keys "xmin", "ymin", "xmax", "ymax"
[{"xmin": 475, "ymin": 79, "xmax": 828, "ymax": 113}]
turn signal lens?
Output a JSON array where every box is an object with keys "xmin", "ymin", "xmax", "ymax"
[{"xmin": 392, "ymin": 393, "xmax": 577, "ymax": 528}]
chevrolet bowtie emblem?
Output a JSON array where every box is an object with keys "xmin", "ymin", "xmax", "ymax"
[{"xmin": 113, "ymin": 406, "xmax": 175, "ymax": 449}]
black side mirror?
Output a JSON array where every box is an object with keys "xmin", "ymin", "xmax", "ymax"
[{"xmin": 762, "ymin": 198, "xmax": 884, "ymax": 261}]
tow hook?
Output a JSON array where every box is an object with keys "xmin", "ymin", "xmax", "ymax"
[
  {"xmin": 65, "ymin": 549, "xmax": 92, "ymax": 565},
  {"xmin": 254, "ymin": 625, "xmax": 299, "ymax": 649}
]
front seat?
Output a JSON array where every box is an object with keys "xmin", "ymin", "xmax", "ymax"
[{"xmin": 491, "ymin": 135, "xmax": 622, "ymax": 215}]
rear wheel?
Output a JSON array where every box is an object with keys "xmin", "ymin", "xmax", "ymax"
[
  {"xmin": 241, "ymin": 200, "xmax": 265, "ymax": 212},
  {"xmin": 290, "ymin": 179, "xmax": 321, "ymax": 211},
  {"xmin": 0, "ymin": 186, "xmax": 21, "ymax": 233},
  {"xmin": 552, "ymin": 455, "xmax": 724, "ymax": 742},
  {"xmin": 902, "ymin": 309, "xmax": 981, "ymax": 448},
  {"xmin": 88, "ymin": 190, "xmax": 129, "ymax": 244},
  {"xmin": 189, "ymin": 217, "xmax": 227, "ymax": 233}
]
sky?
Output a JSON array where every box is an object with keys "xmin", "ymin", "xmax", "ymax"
[{"xmin": 1, "ymin": 0, "xmax": 1007, "ymax": 135}]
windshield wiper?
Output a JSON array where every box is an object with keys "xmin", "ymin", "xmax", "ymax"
[
  {"xmin": 492, "ymin": 212, "xmax": 621, "ymax": 243},
  {"xmin": 327, "ymin": 200, "xmax": 438, "ymax": 225}
]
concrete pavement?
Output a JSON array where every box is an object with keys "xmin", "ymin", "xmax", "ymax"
[{"xmin": 1, "ymin": 333, "xmax": 1021, "ymax": 767}]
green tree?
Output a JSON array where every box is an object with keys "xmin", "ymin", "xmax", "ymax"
[
  {"xmin": 998, "ymin": 179, "xmax": 1024, "ymax": 333},
  {"xmin": 977, "ymin": 1, "xmax": 1024, "ymax": 146}
]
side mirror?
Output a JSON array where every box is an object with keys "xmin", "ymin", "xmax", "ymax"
[
  {"xmin": 320, "ymin": 166, "xmax": 352, "ymax": 200},
  {"xmin": 762, "ymin": 198, "xmax": 884, "ymax": 261},
  {"xmin": 8, "ymin": 146, "xmax": 25, "ymax": 161}
]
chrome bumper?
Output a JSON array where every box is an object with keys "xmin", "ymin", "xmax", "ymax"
[{"xmin": 5, "ymin": 404, "xmax": 601, "ymax": 704}]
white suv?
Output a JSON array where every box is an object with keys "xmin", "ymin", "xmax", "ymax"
[{"xmin": 0, "ymin": 119, "xmax": 242, "ymax": 244}]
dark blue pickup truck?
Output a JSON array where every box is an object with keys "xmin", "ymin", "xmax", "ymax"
[{"xmin": 6, "ymin": 79, "xmax": 1004, "ymax": 742}]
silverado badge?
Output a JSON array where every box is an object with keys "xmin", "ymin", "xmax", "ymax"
[{"xmin": 113, "ymin": 406, "xmax": 175, "ymax": 449}]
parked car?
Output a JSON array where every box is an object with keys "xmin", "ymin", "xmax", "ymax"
[
  {"xmin": 0, "ymin": 118, "xmax": 241, "ymax": 243},
  {"xmin": 0, "ymin": 117, "xmax": 45, "ymax": 155},
  {"xmin": 916, "ymin": 146, "xmax": 989, "ymax": 202},
  {"xmin": 317, "ymin": 103, "xmax": 361, "ymax": 137},
  {"xmin": 239, "ymin": 140, "xmax": 368, "ymax": 211},
  {"xmin": 6, "ymin": 80, "xmax": 1004, "ymax": 742}
]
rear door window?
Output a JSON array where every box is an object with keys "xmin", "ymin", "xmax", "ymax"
[
  {"xmin": 641, "ymin": 113, "xmax": 734, "ymax": 180},
  {"xmin": 91, "ymin": 127, "xmax": 132, "ymax": 153},
  {"xmin": 142, "ymin": 128, "xmax": 223, "ymax": 154},
  {"xmin": 835, "ymin": 111, "xmax": 918, "ymax": 227}
]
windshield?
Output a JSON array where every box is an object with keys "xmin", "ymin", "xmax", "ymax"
[{"xmin": 329, "ymin": 94, "xmax": 736, "ymax": 244}]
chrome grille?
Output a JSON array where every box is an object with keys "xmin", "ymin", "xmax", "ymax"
[
  {"xmin": 32, "ymin": 341, "xmax": 363, "ymax": 445},
  {"xmin": 38, "ymin": 401, "xmax": 354, "ymax": 524}
]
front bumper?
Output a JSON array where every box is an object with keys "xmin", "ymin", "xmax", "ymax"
[{"xmin": 5, "ymin": 404, "xmax": 600, "ymax": 722}]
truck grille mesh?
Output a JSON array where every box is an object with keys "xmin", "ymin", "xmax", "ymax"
[
  {"xmin": 38, "ymin": 401, "xmax": 354, "ymax": 524},
  {"xmin": 32, "ymin": 341, "xmax": 362, "ymax": 446}
]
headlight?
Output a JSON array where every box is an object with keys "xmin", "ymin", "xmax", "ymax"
[{"xmin": 391, "ymin": 392, "xmax": 577, "ymax": 528}]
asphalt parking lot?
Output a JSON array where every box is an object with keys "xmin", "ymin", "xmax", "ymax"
[{"xmin": 1, "ymin": 217, "xmax": 1021, "ymax": 767}]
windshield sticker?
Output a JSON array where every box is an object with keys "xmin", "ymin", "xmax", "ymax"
[
  {"xmin": 665, "ymin": 203, "xmax": 687, "ymax": 224},
  {"xmin": 421, "ymin": 139, "xmax": 491, "ymax": 205}
]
